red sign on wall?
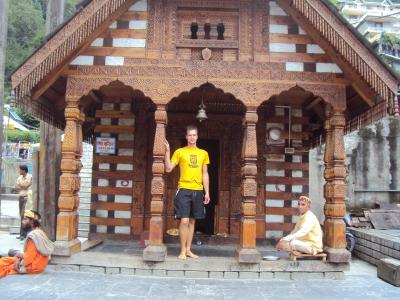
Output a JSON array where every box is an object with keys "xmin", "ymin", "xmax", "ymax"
[{"xmin": 95, "ymin": 137, "xmax": 116, "ymax": 155}]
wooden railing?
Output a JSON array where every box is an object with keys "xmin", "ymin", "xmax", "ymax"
[
  {"xmin": 310, "ymin": 100, "xmax": 388, "ymax": 147},
  {"xmin": 290, "ymin": 0, "xmax": 396, "ymax": 114},
  {"xmin": 13, "ymin": 0, "xmax": 130, "ymax": 100}
]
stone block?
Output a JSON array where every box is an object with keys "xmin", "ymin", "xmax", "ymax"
[
  {"xmin": 291, "ymin": 272, "xmax": 324, "ymax": 280},
  {"xmin": 274, "ymin": 272, "xmax": 291, "ymax": 280},
  {"xmin": 80, "ymin": 266, "xmax": 105, "ymax": 274},
  {"xmin": 377, "ymin": 258, "xmax": 400, "ymax": 287},
  {"xmin": 235, "ymin": 247, "xmax": 261, "ymax": 263},
  {"xmin": 209, "ymin": 271, "xmax": 224, "ymax": 279},
  {"xmin": 371, "ymin": 236, "xmax": 382, "ymax": 244},
  {"xmin": 383, "ymin": 239, "xmax": 394, "ymax": 249},
  {"xmin": 259, "ymin": 272, "xmax": 274, "ymax": 279},
  {"xmin": 53, "ymin": 264, "xmax": 80, "ymax": 272},
  {"xmin": 120, "ymin": 268, "xmax": 135, "ymax": 275},
  {"xmin": 167, "ymin": 270, "xmax": 185, "ymax": 277},
  {"xmin": 380, "ymin": 246, "xmax": 389, "ymax": 255},
  {"xmin": 393, "ymin": 242, "xmax": 400, "ymax": 251},
  {"xmin": 106, "ymin": 267, "xmax": 120, "ymax": 274},
  {"xmin": 371, "ymin": 242, "xmax": 380, "ymax": 251},
  {"xmin": 324, "ymin": 272, "xmax": 345, "ymax": 280},
  {"xmin": 393, "ymin": 251, "xmax": 400, "ymax": 260},
  {"xmin": 143, "ymin": 245, "xmax": 167, "ymax": 262},
  {"xmin": 185, "ymin": 271, "xmax": 209, "ymax": 278},
  {"xmin": 239, "ymin": 272, "xmax": 259, "ymax": 279},
  {"xmin": 135, "ymin": 269, "xmax": 152, "ymax": 276},
  {"xmin": 224, "ymin": 271, "xmax": 239, "ymax": 279},
  {"xmin": 152, "ymin": 269, "xmax": 167, "ymax": 277}
]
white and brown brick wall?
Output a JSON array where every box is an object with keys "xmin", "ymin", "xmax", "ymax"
[
  {"xmin": 269, "ymin": 1, "xmax": 342, "ymax": 74},
  {"xmin": 70, "ymin": 0, "xmax": 147, "ymax": 67}
]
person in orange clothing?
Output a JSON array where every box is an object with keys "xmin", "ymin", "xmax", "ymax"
[{"xmin": 0, "ymin": 210, "xmax": 54, "ymax": 279}]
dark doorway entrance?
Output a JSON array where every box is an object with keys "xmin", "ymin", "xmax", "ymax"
[{"xmin": 195, "ymin": 139, "xmax": 219, "ymax": 235}]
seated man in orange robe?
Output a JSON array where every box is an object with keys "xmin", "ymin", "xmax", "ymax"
[{"xmin": 0, "ymin": 210, "xmax": 54, "ymax": 279}]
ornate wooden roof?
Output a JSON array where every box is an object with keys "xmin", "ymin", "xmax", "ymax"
[{"xmin": 10, "ymin": 0, "xmax": 399, "ymax": 127}]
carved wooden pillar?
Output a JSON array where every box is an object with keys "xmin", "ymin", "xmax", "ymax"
[
  {"xmin": 323, "ymin": 108, "xmax": 351, "ymax": 263},
  {"xmin": 53, "ymin": 98, "xmax": 84, "ymax": 256},
  {"xmin": 143, "ymin": 105, "xmax": 167, "ymax": 261},
  {"xmin": 235, "ymin": 109, "xmax": 261, "ymax": 263}
]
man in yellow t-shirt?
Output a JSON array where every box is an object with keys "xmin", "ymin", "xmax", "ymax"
[
  {"xmin": 164, "ymin": 125, "xmax": 210, "ymax": 260},
  {"xmin": 276, "ymin": 196, "xmax": 323, "ymax": 255}
]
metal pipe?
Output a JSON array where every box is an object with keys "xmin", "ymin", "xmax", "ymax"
[{"xmin": 276, "ymin": 105, "xmax": 292, "ymax": 147}]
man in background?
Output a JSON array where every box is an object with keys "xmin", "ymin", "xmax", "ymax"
[{"xmin": 15, "ymin": 165, "xmax": 32, "ymax": 240}]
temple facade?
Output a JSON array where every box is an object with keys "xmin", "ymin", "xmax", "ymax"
[{"xmin": 11, "ymin": 0, "xmax": 399, "ymax": 263}]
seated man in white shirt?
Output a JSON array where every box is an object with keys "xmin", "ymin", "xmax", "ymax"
[{"xmin": 276, "ymin": 196, "xmax": 323, "ymax": 255}]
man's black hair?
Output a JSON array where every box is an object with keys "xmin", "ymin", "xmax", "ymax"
[{"xmin": 19, "ymin": 165, "xmax": 28, "ymax": 173}]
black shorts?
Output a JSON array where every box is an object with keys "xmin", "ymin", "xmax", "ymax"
[{"xmin": 174, "ymin": 189, "xmax": 205, "ymax": 220}]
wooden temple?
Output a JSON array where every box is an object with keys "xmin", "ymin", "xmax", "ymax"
[{"xmin": 10, "ymin": 0, "xmax": 399, "ymax": 263}]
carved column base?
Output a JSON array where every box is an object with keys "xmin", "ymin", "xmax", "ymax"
[
  {"xmin": 235, "ymin": 247, "xmax": 261, "ymax": 264},
  {"xmin": 324, "ymin": 247, "xmax": 351, "ymax": 263},
  {"xmin": 143, "ymin": 244, "xmax": 167, "ymax": 262},
  {"xmin": 53, "ymin": 239, "xmax": 81, "ymax": 257}
]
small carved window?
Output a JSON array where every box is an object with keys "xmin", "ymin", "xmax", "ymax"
[{"xmin": 190, "ymin": 22, "xmax": 198, "ymax": 39}]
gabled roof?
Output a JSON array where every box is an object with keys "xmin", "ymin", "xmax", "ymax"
[{"xmin": 11, "ymin": 0, "xmax": 400, "ymax": 124}]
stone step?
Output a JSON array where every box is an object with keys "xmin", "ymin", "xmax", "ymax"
[
  {"xmin": 377, "ymin": 258, "xmax": 400, "ymax": 287},
  {"xmin": 0, "ymin": 215, "xmax": 20, "ymax": 227},
  {"xmin": 0, "ymin": 194, "xmax": 19, "ymax": 201},
  {"xmin": 50, "ymin": 251, "xmax": 346, "ymax": 280}
]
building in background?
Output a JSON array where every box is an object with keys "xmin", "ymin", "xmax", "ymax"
[{"xmin": 339, "ymin": 0, "xmax": 400, "ymax": 72}]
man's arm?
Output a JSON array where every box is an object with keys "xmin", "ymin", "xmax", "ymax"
[
  {"xmin": 202, "ymin": 164, "xmax": 210, "ymax": 204},
  {"xmin": 164, "ymin": 140, "xmax": 177, "ymax": 173},
  {"xmin": 15, "ymin": 177, "xmax": 22, "ymax": 190}
]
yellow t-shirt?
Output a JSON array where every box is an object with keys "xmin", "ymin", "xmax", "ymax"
[{"xmin": 171, "ymin": 146, "xmax": 210, "ymax": 191}]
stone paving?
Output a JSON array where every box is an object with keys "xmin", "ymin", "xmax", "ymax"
[{"xmin": 1, "ymin": 258, "xmax": 400, "ymax": 300}]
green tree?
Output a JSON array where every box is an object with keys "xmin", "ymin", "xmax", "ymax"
[
  {"xmin": 6, "ymin": 1, "xmax": 46, "ymax": 76},
  {"xmin": 64, "ymin": 0, "xmax": 81, "ymax": 20}
]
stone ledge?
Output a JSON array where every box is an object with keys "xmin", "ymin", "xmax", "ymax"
[
  {"xmin": 49, "ymin": 251, "xmax": 346, "ymax": 280},
  {"xmin": 350, "ymin": 228, "xmax": 400, "ymax": 266}
]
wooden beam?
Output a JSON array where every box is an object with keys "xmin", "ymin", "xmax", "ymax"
[
  {"xmin": 31, "ymin": 0, "xmax": 138, "ymax": 100},
  {"xmin": 91, "ymin": 202, "xmax": 131, "ymax": 211},
  {"xmin": 92, "ymin": 170, "xmax": 132, "ymax": 180},
  {"xmin": 266, "ymin": 161, "xmax": 309, "ymax": 171},
  {"xmin": 265, "ymin": 223, "xmax": 295, "ymax": 231},
  {"xmin": 95, "ymin": 110, "xmax": 134, "ymax": 118},
  {"xmin": 90, "ymin": 217, "xmax": 131, "ymax": 226},
  {"xmin": 94, "ymin": 155, "xmax": 133, "ymax": 164},
  {"xmin": 89, "ymin": 91, "xmax": 101, "ymax": 103},
  {"xmin": 266, "ymin": 207, "xmax": 297, "ymax": 215},
  {"xmin": 265, "ymin": 176, "xmax": 308, "ymax": 185},
  {"xmin": 305, "ymin": 97, "xmax": 322, "ymax": 110},
  {"xmin": 92, "ymin": 186, "xmax": 132, "ymax": 196},
  {"xmin": 94, "ymin": 125, "xmax": 135, "ymax": 134}
]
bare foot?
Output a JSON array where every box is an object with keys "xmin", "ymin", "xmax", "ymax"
[
  {"xmin": 186, "ymin": 250, "xmax": 199, "ymax": 259},
  {"xmin": 178, "ymin": 253, "xmax": 187, "ymax": 260},
  {"xmin": 291, "ymin": 250, "xmax": 302, "ymax": 256}
]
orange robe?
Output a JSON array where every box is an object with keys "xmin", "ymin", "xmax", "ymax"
[{"xmin": 0, "ymin": 229, "xmax": 49, "ymax": 279}]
